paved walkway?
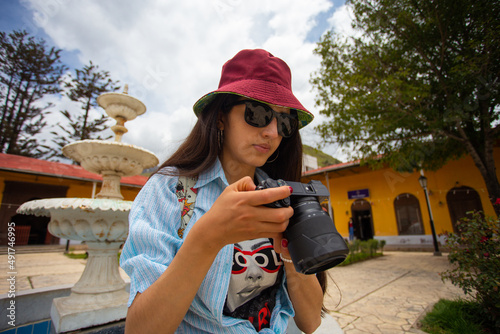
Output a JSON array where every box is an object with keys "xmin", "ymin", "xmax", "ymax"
[
  {"xmin": 0, "ymin": 251, "xmax": 465, "ymax": 333},
  {"xmin": 324, "ymin": 251, "xmax": 465, "ymax": 333}
]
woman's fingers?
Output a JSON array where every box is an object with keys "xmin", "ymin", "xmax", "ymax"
[
  {"xmin": 255, "ymin": 206, "xmax": 293, "ymax": 226},
  {"xmin": 231, "ymin": 176, "xmax": 293, "ymax": 208},
  {"xmin": 231, "ymin": 176, "xmax": 257, "ymax": 192}
]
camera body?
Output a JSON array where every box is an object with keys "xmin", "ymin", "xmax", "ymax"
[{"xmin": 256, "ymin": 177, "xmax": 349, "ymax": 274}]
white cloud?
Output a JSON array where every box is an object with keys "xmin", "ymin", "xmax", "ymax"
[
  {"xmin": 328, "ymin": 4, "xmax": 360, "ymax": 38},
  {"xmin": 21, "ymin": 0, "xmax": 353, "ymax": 162}
]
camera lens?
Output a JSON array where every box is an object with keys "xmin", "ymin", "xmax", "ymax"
[{"xmin": 284, "ymin": 196, "xmax": 348, "ymax": 274}]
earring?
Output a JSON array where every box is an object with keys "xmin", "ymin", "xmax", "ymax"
[
  {"xmin": 217, "ymin": 129, "xmax": 224, "ymax": 150},
  {"xmin": 267, "ymin": 149, "xmax": 279, "ymax": 163}
]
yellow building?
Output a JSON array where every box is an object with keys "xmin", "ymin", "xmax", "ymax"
[
  {"xmin": 0, "ymin": 153, "xmax": 147, "ymax": 246},
  {"xmin": 301, "ymin": 149, "xmax": 499, "ymax": 248}
]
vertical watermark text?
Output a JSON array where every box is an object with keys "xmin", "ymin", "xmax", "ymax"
[{"xmin": 6, "ymin": 222, "xmax": 16, "ymax": 327}]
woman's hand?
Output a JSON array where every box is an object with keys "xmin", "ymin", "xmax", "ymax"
[{"xmin": 196, "ymin": 176, "xmax": 294, "ymax": 250}]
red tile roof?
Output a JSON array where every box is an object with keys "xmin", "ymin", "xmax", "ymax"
[{"xmin": 0, "ymin": 153, "xmax": 148, "ymax": 187}]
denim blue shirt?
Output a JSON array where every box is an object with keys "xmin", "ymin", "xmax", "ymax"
[{"xmin": 120, "ymin": 159, "xmax": 294, "ymax": 333}]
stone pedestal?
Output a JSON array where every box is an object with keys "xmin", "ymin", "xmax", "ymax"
[
  {"xmin": 51, "ymin": 290, "xmax": 129, "ymax": 333},
  {"xmin": 51, "ymin": 242, "xmax": 128, "ymax": 333}
]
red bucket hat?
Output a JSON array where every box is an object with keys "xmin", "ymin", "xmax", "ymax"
[{"xmin": 193, "ymin": 49, "xmax": 314, "ymax": 128}]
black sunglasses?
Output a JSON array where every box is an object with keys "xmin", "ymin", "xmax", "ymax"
[{"xmin": 226, "ymin": 99, "xmax": 298, "ymax": 138}]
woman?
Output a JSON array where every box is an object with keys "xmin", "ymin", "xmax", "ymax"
[{"xmin": 121, "ymin": 49, "xmax": 325, "ymax": 333}]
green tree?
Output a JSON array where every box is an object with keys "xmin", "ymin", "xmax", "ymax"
[
  {"xmin": 49, "ymin": 61, "xmax": 120, "ymax": 160},
  {"xmin": 0, "ymin": 30, "xmax": 66, "ymax": 158},
  {"xmin": 311, "ymin": 0, "xmax": 500, "ymax": 214}
]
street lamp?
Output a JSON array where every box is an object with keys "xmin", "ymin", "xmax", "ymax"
[{"xmin": 418, "ymin": 174, "xmax": 442, "ymax": 256}]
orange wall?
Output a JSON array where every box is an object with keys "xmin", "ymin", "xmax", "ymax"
[{"xmin": 0, "ymin": 171, "xmax": 142, "ymax": 204}]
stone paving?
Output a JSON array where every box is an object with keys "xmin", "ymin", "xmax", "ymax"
[
  {"xmin": 0, "ymin": 251, "xmax": 466, "ymax": 333},
  {"xmin": 0, "ymin": 252, "xmax": 129, "ymax": 294},
  {"xmin": 323, "ymin": 251, "xmax": 465, "ymax": 333}
]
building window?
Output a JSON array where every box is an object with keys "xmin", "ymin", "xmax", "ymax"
[
  {"xmin": 446, "ymin": 186, "xmax": 483, "ymax": 233},
  {"xmin": 394, "ymin": 193, "xmax": 424, "ymax": 235}
]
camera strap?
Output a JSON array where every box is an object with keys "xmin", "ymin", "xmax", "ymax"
[{"xmin": 175, "ymin": 175, "xmax": 198, "ymax": 238}]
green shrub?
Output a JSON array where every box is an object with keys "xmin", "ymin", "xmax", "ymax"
[
  {"xmin": 349, "ymin": 239, "xmax": 361, "ymax": 253},
  {"xmin": 378, "ymin": 240, "xmax": 386, "ymax": 254},
  {"xmin": 420, "ymin": 299, "xmax": 486, "ymax": 334},
  {"xmin": 340, "ymin": 238, "xmax": 385, "ymax": 266},
  {"xmin": 440, "ymin": 211, "xmax": 500, "ymax": 329},
  {"xmin": 368, "ymin": 239, "xmax": 378, "ymax": 256},
  {"xmin": 359, "ymin": 240, "xmax": 369, "ymax": 254},
  {"xmin": 64, "ymin": 252, "xmax": 88, "ymax": 259}
]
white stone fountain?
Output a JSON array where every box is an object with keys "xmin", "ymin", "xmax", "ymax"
[{"xmin": 17, "ymin": 86, "xmax": 159, "ymax": 333}]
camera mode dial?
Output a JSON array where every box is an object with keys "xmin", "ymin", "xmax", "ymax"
[{"xmin": 256, "ymin": 178, "xmax": 291, "ymax": 208}]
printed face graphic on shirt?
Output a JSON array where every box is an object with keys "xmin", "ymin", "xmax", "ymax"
[{"xmin": 226, "ymin": 238, "xmax": 282, "ymax": 313}]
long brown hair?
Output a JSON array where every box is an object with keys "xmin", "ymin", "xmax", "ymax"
[
  {"xmin": 157, "ymin": 93, "xmax": 328, "ymax": 312},
  {"xmin": 156, "ymin": 95, "xmax": 228, "ymax": 176}
]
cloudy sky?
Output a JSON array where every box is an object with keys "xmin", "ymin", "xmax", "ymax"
[{"xmin": 1, "ymin": 0, "xmax": 356, "ymax": 163}]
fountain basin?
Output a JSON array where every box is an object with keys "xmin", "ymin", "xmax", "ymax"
[
  {"xmin": 62, "ymin": 140, "xmax": 158, "ymax": 177},
  {"xmin": 17, "ymin": 198, "xmax": 132, "ymax": 242},
  {"xmin": 97, "ymin": 91, "xmax": 146, "ymax": 120}
]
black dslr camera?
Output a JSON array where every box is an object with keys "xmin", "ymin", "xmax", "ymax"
[{"xmin": 256, "ymin": 175, "xmax": 349, "ymax": 275}]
